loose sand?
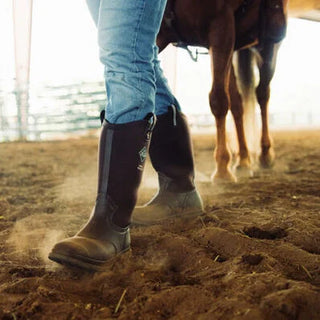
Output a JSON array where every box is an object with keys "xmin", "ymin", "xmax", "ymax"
[{"xmin": 0, "ymin": 130, "xmax": 320, "ymax": 319}]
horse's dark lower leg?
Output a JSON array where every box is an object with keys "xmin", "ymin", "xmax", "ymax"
[
  {"xmin": 208, "ymin": 7, "xmax": 236, "ymax": 182},
  {"xmin": 229, "ymin": 64, "xmax": 251, "ymax": 176},
  {"xmin": 156, "ymin": 37, "xmax": 170, "ymax": 53},
  {"xmin": 256, "ymin": 42, "xmax": 280, "ymax": 168},
  {"xmin": 156, "ymin": 20, "xmax": 175, "ymax": 54}
]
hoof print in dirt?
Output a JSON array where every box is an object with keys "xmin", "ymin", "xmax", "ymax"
[
  {"xmin": 243, "ymin": 226, "xmax": 288, "ymax": 240},
  {"xmin": 241, "ymin": 254, "xmax": 263, "ymax": 266}
]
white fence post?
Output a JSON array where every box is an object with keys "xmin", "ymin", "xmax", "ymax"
[{"xmin": 13, "ymin": 0, "xmax": 33, "ymax": 139}]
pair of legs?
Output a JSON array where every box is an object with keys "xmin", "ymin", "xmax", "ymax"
[
  {"xmin": 49, "ymin": 0, "xmax": 202, "ymax": 271},
  {"xmin": 87, "ymin": 0, "xmax": 202, "ymax": 221}
]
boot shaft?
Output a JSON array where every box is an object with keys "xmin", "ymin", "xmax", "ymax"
[
  {"xmin": 96, "ymin": 114, "xmax": 155, "ymax": 226},
  {"xmin": 150, "ymin": 105, "xmax": 195, "ymax": 192}
]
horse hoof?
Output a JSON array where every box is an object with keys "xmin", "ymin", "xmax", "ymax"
[
  {"xmin": 211, "ymin": 170, "xmax": 237, "ymax": 184},
  {"xmin": 259, "ymin": 154, "xmax": 275, "ymax": 169},
  {"xmin": 235, "ymin": 165, "xmax": 254, "ymax": 178}
]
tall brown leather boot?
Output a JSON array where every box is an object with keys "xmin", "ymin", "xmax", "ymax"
[
  {"xmin": 132, "ymin": 105, "xmax": 203, "ymax": 226},
  {"xmin": 48, "ymin": 114, "xmax": 155, "ymax": 271}
]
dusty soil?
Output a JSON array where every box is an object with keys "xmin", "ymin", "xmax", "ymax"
[{"xmin": 0, "ymin": 130, "xmax": 320, "ymax": 320}]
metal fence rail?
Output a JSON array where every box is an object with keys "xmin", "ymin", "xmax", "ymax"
[
  {"xmin": 1, "ymin": 80, "xmax": 320, "ymax": 142},
  {"xmin": 0, "ymin": 81, "xmax": 106, "ymax": 141}
]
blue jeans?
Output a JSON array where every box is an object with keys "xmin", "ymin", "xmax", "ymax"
[{"xmin": 86, "ymin": 0, "xmax": 181, "ymax": 124}]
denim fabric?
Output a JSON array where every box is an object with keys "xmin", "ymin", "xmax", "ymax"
[{"xmin": 86, "ymin": 0, "xmax": 180, "ymax": 124}]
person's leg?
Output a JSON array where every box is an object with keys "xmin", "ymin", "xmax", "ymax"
[
  {"xmin": 98, "ymin": 0, "xmax": 167, "ymax": 123},
  {"xmin": 132, "ymin": 46, "xmax": 203, "ymax": 225},
  {"xmin": 88, "ymin": 0, "xmax": 168, "ymax": 123},
  {"xmin": 49, "ymin": 0, "xmax": 167, "ymax": 271}
]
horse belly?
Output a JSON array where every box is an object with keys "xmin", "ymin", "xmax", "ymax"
[
  {"xmin": 174, "ymin": 0, "xmax": 223, "ymax": 48},
  {"xmin": 234, "ymin": 1, "xmax": 260, "ymax": 50}
]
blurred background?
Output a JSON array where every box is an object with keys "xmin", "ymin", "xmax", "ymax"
[{"xmin": 1, "ymin": 0, "xmax": 320, "ymax": 142}]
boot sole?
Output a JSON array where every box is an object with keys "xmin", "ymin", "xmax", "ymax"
[
  {"xmin": 48, "ymin": 248, "xmax": 130, "ymax": 272},
  {"xmin": 132, "ymin": 209, "xmax": 204, "ymax": 227}
]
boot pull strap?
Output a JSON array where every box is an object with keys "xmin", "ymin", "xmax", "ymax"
[
  {"xmin": 144, "ymin": 113, "xmax": 157, "ymax": 132},
  {"xmin": 144, "ymin": 113, "xmax": 157, "ymax": 142},
  {"xmin": 100, "ymin": 110, "xmax": 105, "ymax": 125},
  {"xmin": 169, "ymin": 105, "xmax": 177, "ymax": 127}
]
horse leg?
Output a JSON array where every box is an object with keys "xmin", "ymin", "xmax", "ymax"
[
  {"xmin": 156, "ymin": 10, "xmax": 175, "ymax": 54},
  {"xmin": 208, "ymin": 7, "xmax": 236, "ymax": 183},
  {"xmin": 156, "ymin": 37, "xmax": 170, "ymax": 53},
  {"xmin": 229, "ymin": 64, "xmax": 252, "ymax": 177},
  {"xmin": 256, "ymin": 42, "xmax": 280, "ymax": 168}
]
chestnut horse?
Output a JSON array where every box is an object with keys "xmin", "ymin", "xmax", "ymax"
[{"xmin": 157, "ymin": 0, "xmax": 288, "ymax": 182}]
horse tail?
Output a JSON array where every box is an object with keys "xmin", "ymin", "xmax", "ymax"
[
  {"xmin": 236, "ymin": 49, "xmax": 255, "ymax": 92},
  {"xmin": 234, "ymin": 48, "xmax": 259, "ymax": 156}
]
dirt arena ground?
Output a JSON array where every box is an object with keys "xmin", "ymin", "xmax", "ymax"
[{"xmin": 0, "ymin": 130, "xmax": 320, "ymax": 319}]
